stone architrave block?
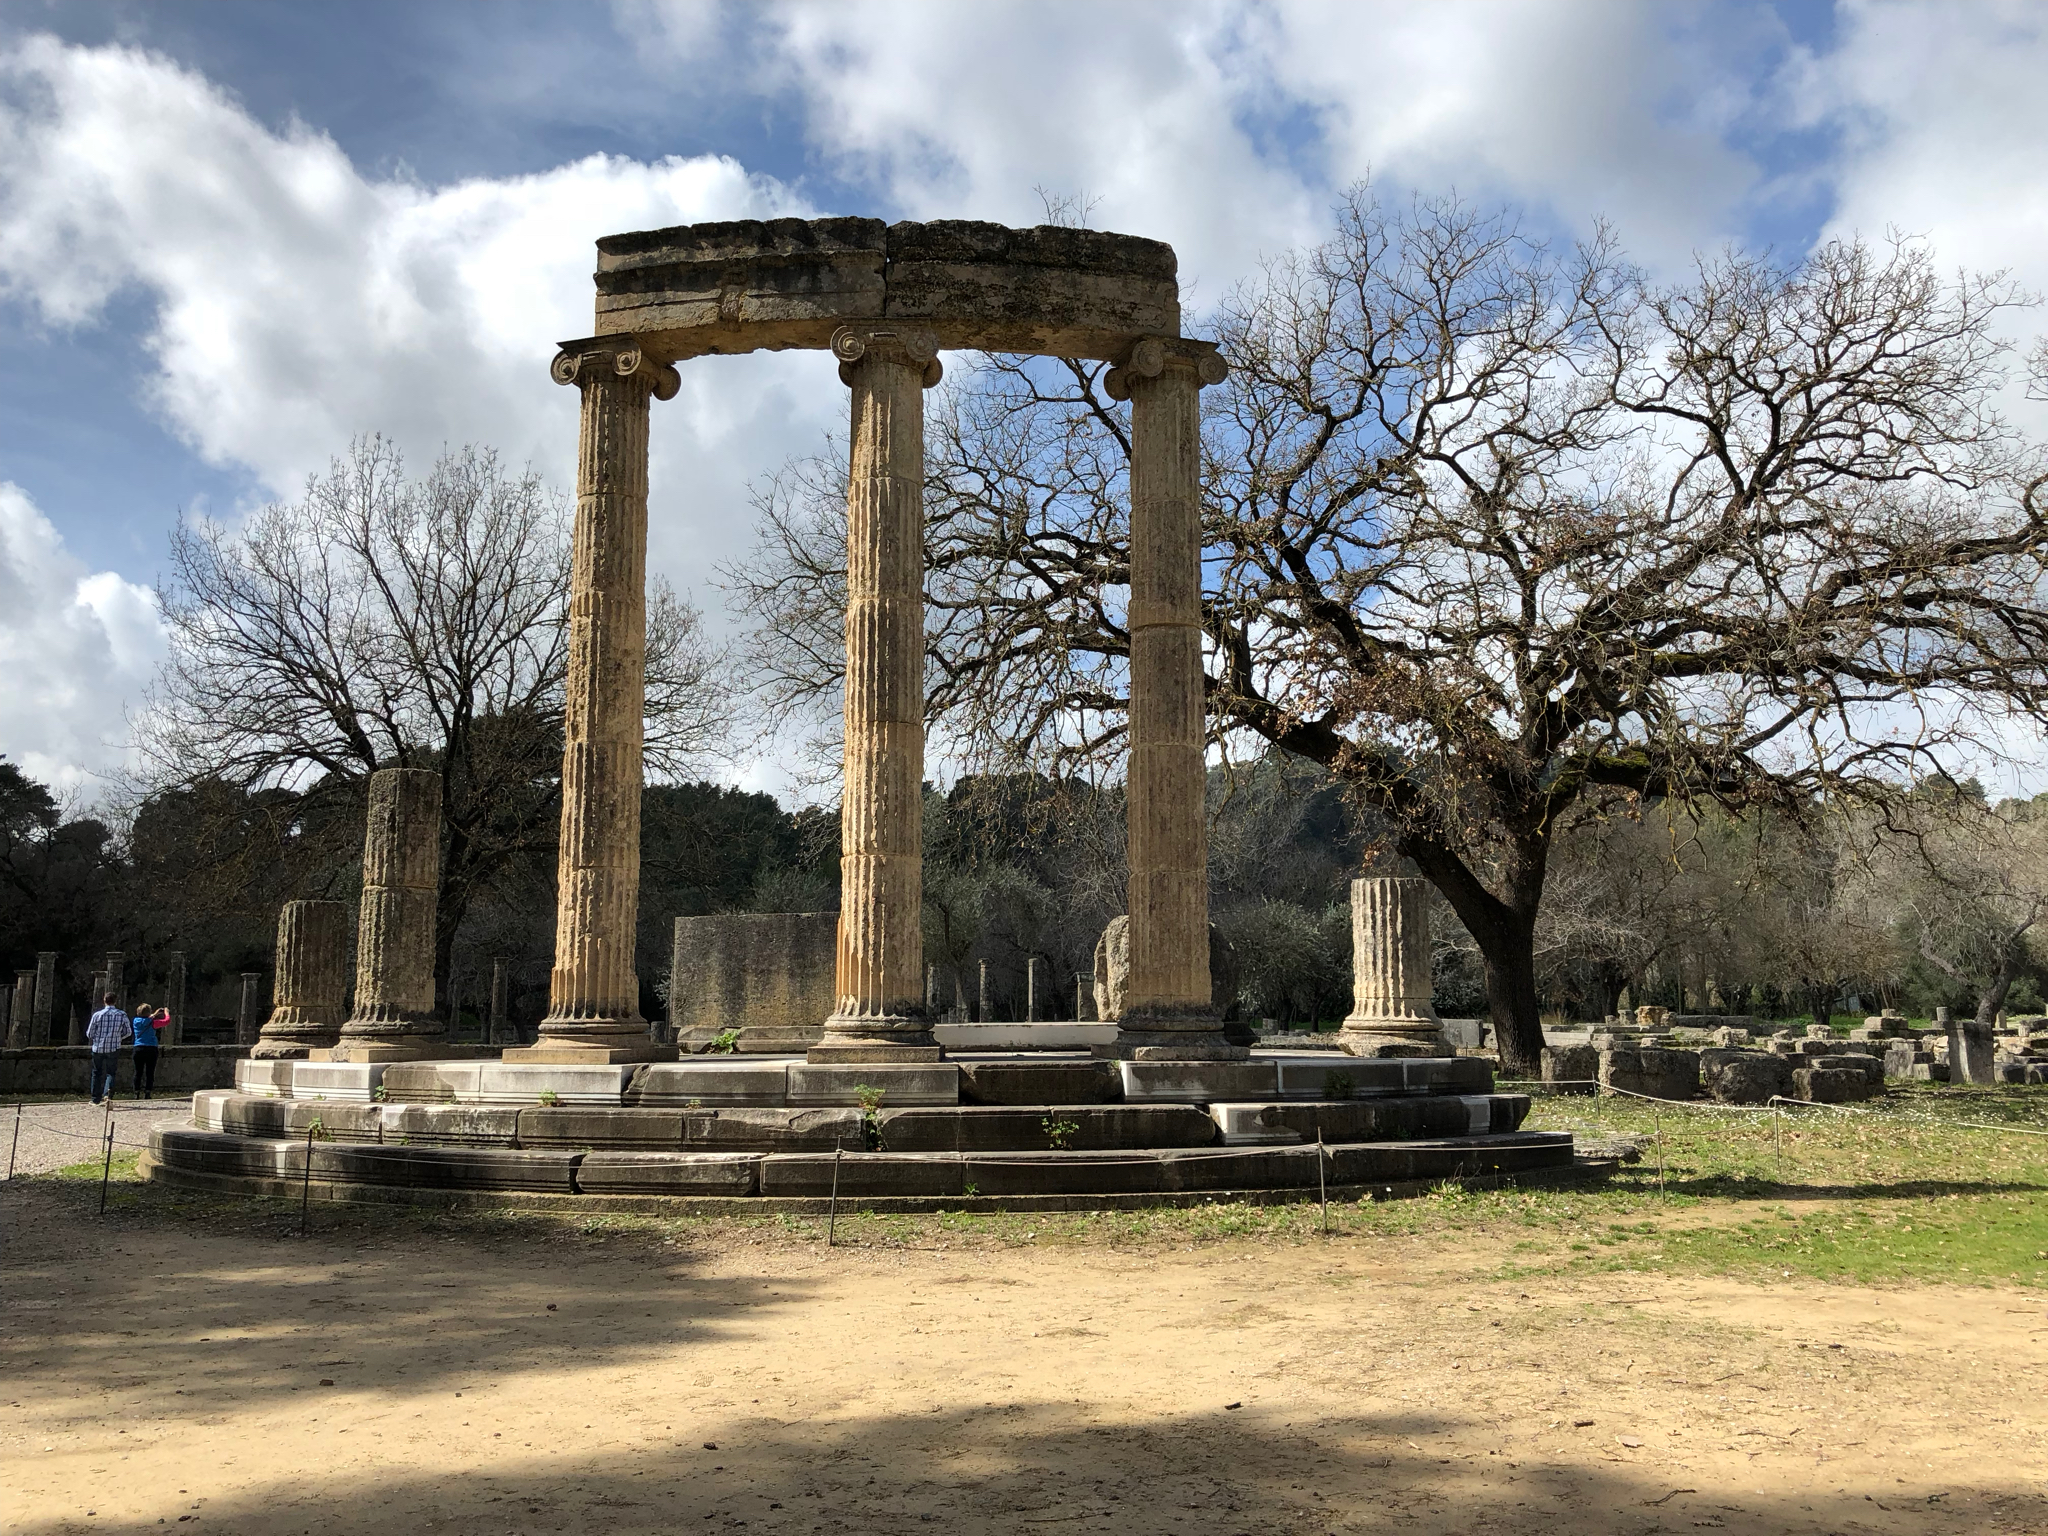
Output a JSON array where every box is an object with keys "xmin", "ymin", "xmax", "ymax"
[
  {"xmin": 670, "ymin": 911, "xmax": 838, "ymax": 1051},
  {"xmin": 1598, "ymin": 1047, "xmax": 1700, "ymax": 1102},
  {"xmin": 1795, "ymin": 1066, "xmax": 1876, "ymax": 1104},
  {"xmin": 1700, "ymin": 1049, "xmax": 1794, "ymax": 1105},
  {"xmin": 1542, "ymin": 1044, "xmax": 1600, "ymax": 1095}
]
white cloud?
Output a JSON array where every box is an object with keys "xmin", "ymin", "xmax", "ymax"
[{"xmin": 0, "ymin": 481, "xmax": 164, "ymax": 795}]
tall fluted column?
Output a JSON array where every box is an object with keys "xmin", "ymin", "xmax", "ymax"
[
  {"xmin": 333, "ymin": 768, "xmax": 446, "ymax": 1061},
  {"xmin": 1337, "ymin": 876, "xmax": 1447, "ymax": 1057},
  {"xmin": 254, "ymin": 900, "xmax": 351, "ymax": 1058},
  {"xmin": 811, "ymin": 325, "xmax": 943, "ymax": 1063},
  {"xmin": 518, "ymin": 340, "xmax": 679, "ymax": 1064},
  {"xmin": 1102, "ymin": 339, "xmax": 1239, "ymax": 1060}
]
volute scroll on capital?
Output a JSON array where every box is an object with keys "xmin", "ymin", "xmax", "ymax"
[
  {"xmin": 830, "ymin": 324, "xmax": 944, "ymax": 390},
  {"xmin": 550, "ymin": 340, "xmax": 682, "ymax": 402},
  {"xmin": 1103, "ymin": 337, "xmax": 1229, "ymax": 401}
]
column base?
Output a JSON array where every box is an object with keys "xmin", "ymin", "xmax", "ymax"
[
  {"xmin": 809, "ymin": 1013, "xmax": 941, "ymax": 1063},
  {"xmin": 1094, "ymin": 1024, "xmax": 1249, "ymax": 1061},
  {"xmin": 248, "ymin": 1041, "xmax": 322, "ymax": 1061},
  {"xmin": 502, "ymin": 1042, "xmax": 677, "ymax": 1065},
  {"xmin": 321, "ymin": 1040, "xmax": 446, "ymax": 1063},
  {"xmin": 1338, "ymin": 1014, "xmax": 1448, "ymax": 1058}
]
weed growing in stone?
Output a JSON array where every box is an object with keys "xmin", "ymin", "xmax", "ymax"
[{"xmin": 1042, "ymin": 1116, "xmax": 1081, "ymax": 1150}]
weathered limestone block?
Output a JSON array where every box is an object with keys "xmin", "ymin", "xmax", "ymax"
[
  {"xmin": 254, "ymin": 899, "xmax": 351, "ymax": 1059},
  {"xmin": 1883, "ymin": 1040, "xmax": 1927, "ymax": 1078},
  {"xmin": 1598, "ymin": 1047, "xmax": 1699, "ymax": 1101},
  {"xmin": 332, "ymin": 769, "xmax": 446, "ymax": 1062},
  {"xmin": 1815, "ymin": 1052, "xmax": 1885, "ymax": 1087},
  {"xmin": 1700, "ymin": 1048, "xmax": 1794, "ymax": 1105},
  {"xmin": 812, "ymin": 326, "xmax": 941, "ymax": 1064},
  {"xmin": 1795, "ymin": 1065, "xmax": 1877, "ymax": 1103},
  {"xmin": 7, "ymin": 970, "xmax": 32, "ymax": 1049},
  {"xmin": 1948, "ymin": 1016, "xmax": 1997, "ymax": 1085},
  {"xmin": 1541, "ymin": 1044, "xmax": 1600, "ymax": 1095},
  {"xmin": 671, "ymin": 912, "xmax": 836, "ymax": 1053},
  {"xmin": 1337, "ymin": 878, "xmax": 1446, "ymax": 1059}
]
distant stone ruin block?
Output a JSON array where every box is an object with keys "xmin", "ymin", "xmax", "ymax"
[
  {"xmin": 1795, "ymin": 1065, "xmax": 1877, "ymax": 1103},
  {"xmin": 1598, "ymin": 1047, "xmax": 1699, "ymax": 1102},
  {"xmin": 1700, "ymin": 1048, "xmax": 1793, "ymax": 1105},
  {"xmin": 1540, "ymin": 1044, "xmax": 1598, "ymax": 1095},
  {"xmin": 671, "ymin": 912, "xmax": 837, "ymax": 1053}
]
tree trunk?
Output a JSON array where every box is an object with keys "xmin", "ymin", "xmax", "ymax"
[
  {"xmin": 1478, "ymin": 925, "xmax": 1545, "ymax": 1077},
  {"xmin": 1400, "ymin": 828, "xmax": 1548, "ymax": 1078},
  {"xmin": 1978, "ymin": 950, "xmax": 2019, "ymax": 1025},
  {"xmin": 1804, "ymin": 982, "xmax": 1832, "ymax": 1033}
]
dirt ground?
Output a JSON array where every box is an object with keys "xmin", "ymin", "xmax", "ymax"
[{"xmin": 4, "ymin": 1174, "xmax": 2046, "ymax": 1536}]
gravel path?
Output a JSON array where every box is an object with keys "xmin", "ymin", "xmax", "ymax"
[{"xmin": 2, "ymin": 1098, "xmax": 185, "ymax": 1178}]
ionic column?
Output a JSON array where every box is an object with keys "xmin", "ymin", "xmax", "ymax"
[
  {"xmin": 254, "ymin": 900, "xmax": 350, "ymax": 1059},
  {"xmin": 520, "ymin": 340, "xmax": 679, "ymax": 1064},
  {"xmin": 333, "ymin": 768, "xmax": 446, "ymax": 1061},
  {"xmin": 811, "ymin": 325, "xmax": 943, "ymax": 1063},
  {"xmin": 1103, "ymin": 339, "xmax": 1239, "ymax": 1060},
  {"xmin": 1337, "ymin": 877, "xmax": 1447, "ymax": 1058}
]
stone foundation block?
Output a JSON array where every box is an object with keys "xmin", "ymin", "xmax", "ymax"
[
  {"xmin": 681, "ymin": 1107, "xmax": 864, "ymax": 1152},
  {"xmin": 934, "ymin": 1022, "xmax": 1120, "ymax": 1050},
  {"xmin": 1327, "ymin": 1132, "xmax": 1576, "ymax": 1184},
  {"xmin": 786, "ymin": 1063, "xmax": 960, "ymax": 1106},
  {"xmin": 217, "ymin": 1095, "xmax": 289, "ymax": 1138},
  {"xmin": 378, "ymin": 1061, "xmax": 487, "ymax": 1103},
  {"xmin": 1210, "ymin": 1093, "xmax": 1531, "ymax": 1145},
  {"xmin": 575, "ymin": 1152, "xmax": 761, "ymax": 1195},
  {"xmin": 1598, "ymin": 1047, "xmax": 1699, "ymax": 1101},
  {"xmin": 1541, "ymin": 1044, "xmax": 1600, "ymax": 1094},
  {"xmin": 288, "ymin": 1063, "xmax": 387, "ymax": 1102},
  {"xmin": 1700, "ymin": 1049, "xmax": 1794, "ymax": 1105},
  {"xmin": 1814, "ymin": 1053, "xmax": 1884, "ymax": 1087},
  {"xmin": 313, "ymin": 1143, "xmax": 579, "ymax": 1191},
  {"xmin": 1117, "ymin": 1061, "xmax": 1278, "ymax": 1103},
  {"xmin": 874, "ymin": 1103, "xmax": 1217, "ymax": 1152},
  {"xmin": 957, "ymin": 1059, "xmax": 1122, "ymax": 1105},
  {"xmin": 282, "ymin": 1101, "xmax": 383, "ymax": 1142},
  {"xmin": 157, "ymin": 1127, "xmax": 296, "ymax": 1179},
  {"xmin": 474, "ymin": 1063, "xmax": 638, "ymax": 1106},
  {"xmin": 759, "ymin": 1151, "xmax": 966, "ymax": 1197},
  {"xmin": 233, "ymin": 1059, "xmax": 299, "ymax": 1098},
  {"xmin": 190, "ymin": 1089, "xmax": 237, "ymax": 1131},
  {"xmin": 1795, "ymin": 1066, "xmax": 1877, "ymax": 1103},
  {"xmin": 629, "ymin": 1061, "xmax": 795, "ymax": 1106},
  {"xmin": 517, "ymin": 1107, "xmax": 690, "ymax": 1149},
  {"xmin": 378, "ymin": 1103, "xmax": 522, "ymax": 1145}
]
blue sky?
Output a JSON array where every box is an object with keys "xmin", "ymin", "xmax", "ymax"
[{"xmin": 1, "ymin": 0, "xmax": 2044, "ymax": 796}]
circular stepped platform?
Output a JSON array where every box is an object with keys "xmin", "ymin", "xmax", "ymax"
[{"xmin": 141, "ymin": 1050, "xmax": 1610, "ymax": 1211}]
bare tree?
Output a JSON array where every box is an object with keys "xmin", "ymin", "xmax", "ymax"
[
  {"xmin": 140, "ymin": 436, "xmax": 730, "ymax": 1008},
  {"xmin": 731, "ymin": 192, "xmax": 2048, "ymax": 1074},
  {"xmin": 1873, "ymin": 791, "xmax": 2048, "ymax": 1025}
]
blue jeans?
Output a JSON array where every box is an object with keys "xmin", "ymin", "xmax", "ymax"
[{"xmin": 90, "ymin": 1052, "xmax": 119, "ymax": 1102}]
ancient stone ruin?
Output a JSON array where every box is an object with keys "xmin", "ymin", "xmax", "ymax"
[{"xmin": 141, "ymin": 217, "xmax": 1589, "ymax": 1209}]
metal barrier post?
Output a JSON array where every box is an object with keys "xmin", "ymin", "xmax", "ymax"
[
  {"xmin": 827, "ymin": 1141, "xmax": 844, "ymax": 1248},
  {"xmin": 6, "ymin": 1103, "xmax": 19, "ymax": 1180},
  {"xmin": 98, "ymin": 1119, "xmax": 115, "ymax": 1214}
]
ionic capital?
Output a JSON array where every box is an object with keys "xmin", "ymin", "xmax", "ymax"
[
  {"xmin": 831, "ymin": 325, "xmax": 944, "ymax": 389},
  {"xmin": 1104, "ymin": 337, "xmax": 1228, "ymax": 400},
  {"xmin": 550, "ymin": 339, "xmax": 681, "ymax": 402}
]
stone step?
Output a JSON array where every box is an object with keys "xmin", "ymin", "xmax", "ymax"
[
  {"xmin": 874, "ymin": 1104, "xmax": 1217, "ymax": 1152},
  {"xmin": 1209, "ymin": 1094, "xmax": 1531, "ymax": 1146}
]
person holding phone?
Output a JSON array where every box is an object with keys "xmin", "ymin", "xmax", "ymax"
[{"xmin": 131, "ymin": 1004, "xmax": 166, "ymax": 1099}]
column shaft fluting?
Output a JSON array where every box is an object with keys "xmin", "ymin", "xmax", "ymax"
[
  {"xmin": 10, "ymin": 970, "xmax": 33, "ymax": 1049},
  {"xmin": 527, "ymin": 342, "xmax": 677, "ymax": 1062},
  {"xmin": 813, "ymin": 326, "xmax": 941, "ymax": 1061},
  {"xmin": 1338, "ymin": 876, "xmax": 1446, "ymax": 1057},
  {"xmin": 334, "ymin": 767, "xmax": 446, "ymax": 1060},
  {"xmin": 1106, "ymin": 344, "xmax": 1240, "ymax": 1060},
  {"xmin": 254, "ymin": 899, "xmax": 351, "ymax": 1058}
]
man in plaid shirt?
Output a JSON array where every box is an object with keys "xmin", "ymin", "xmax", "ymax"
[{"xmin": 86, "ymin": 992, "xmax": 130, "ymax": 1104}]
